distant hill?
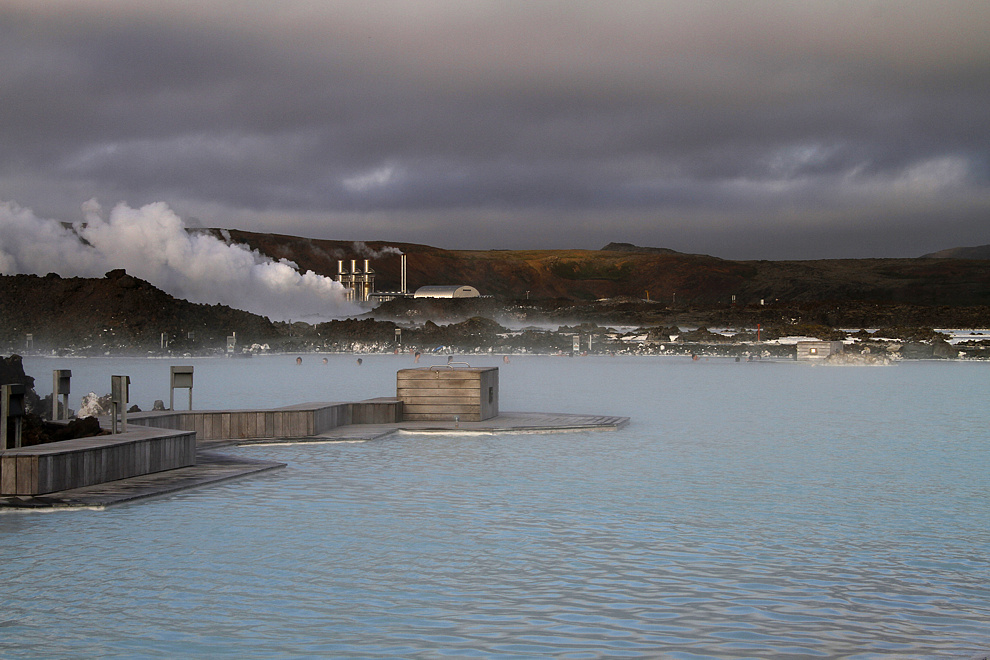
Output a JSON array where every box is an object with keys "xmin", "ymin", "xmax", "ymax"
[
  {"xmin": 4, "ymin": 242, "xmax": 990, "ymax": 354},
  {"xmin": 921, "ymin": 245, "xmax": 990, "ymax": 259},
  {"xmin": 600, "ymin": 242, "xmax": 682, "ymax": 255},
  {"xmin": 0, "ymin": 270, "xmax": 280, "ymax": 354},
  {"xmin": 215, "ymin": 229, "xmax": 990, "ymax": 307}
]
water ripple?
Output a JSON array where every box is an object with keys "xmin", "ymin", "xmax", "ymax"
[{"xmin": 4, "ymin": 357, "xmax": 990, "ymax": 658}]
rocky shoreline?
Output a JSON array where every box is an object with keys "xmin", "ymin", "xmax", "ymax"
[
  {"xmin": 7, "ymin": 320, "xmax": 987, "ymax": 361},
  {"xmin": 2, "ymin": 271, "xmax": 989, "ymax": 360}
]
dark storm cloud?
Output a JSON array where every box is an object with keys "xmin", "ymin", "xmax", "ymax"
[{"xmin": 1, "ymin": 1, "xmax": 988, "ymax": 259}]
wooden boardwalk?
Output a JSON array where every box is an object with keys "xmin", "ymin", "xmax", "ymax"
[
  {"xmin": 0, "ymin": 451, "xmax": 284, "ymax": 509},
  {"xmin": 1, "ymin": 411, "xmax": 627, "ymax": 510},
  {"xmin": 230, "ymin": 411, "xmax": 630, "ymax": 444}
]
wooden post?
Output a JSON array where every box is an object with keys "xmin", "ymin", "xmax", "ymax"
[
  {"xmin": 170, "ymin": 366, "xmax": 194, "ymax": 411},
  {"xmin": 111, "ymin": 375, "xmax": 130, "ymax": 433},
  {"xmin": 53, "ymin": 370, "xmax": 71, "ymax": 421},
  {"xmin": 1, "ymin": 384, "xmax": 26, "ymax": 449}
]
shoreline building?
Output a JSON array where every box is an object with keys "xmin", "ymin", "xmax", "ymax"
[
  {"xmin": 796, "ymin": 340, "xmax": 844, "ymax": 360},
  {"xmin": 413, "ymin": 285, "xmax": 481, "ymax": 298}
]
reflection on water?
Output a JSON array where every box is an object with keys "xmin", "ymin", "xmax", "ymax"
[{"xmin": 4, "ymin": 355, "xmax": 990, "ymax": 658}]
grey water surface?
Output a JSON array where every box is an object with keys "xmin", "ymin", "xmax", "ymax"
[{"xmin": 3, "ymin": 354, "xmax": 989, "ymax": 659}]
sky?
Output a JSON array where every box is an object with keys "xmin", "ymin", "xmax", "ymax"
[{"xmin": 1, "ymin": 0, "xmax": 988, "ymax": 260}]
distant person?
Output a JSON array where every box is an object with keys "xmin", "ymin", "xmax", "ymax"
[
  {"xmin": 503, "ymin": 355, "xmax": 510, "ymax": 363},
  {"xmin": 296, "ymin": 357, "xmax": 302, "ymax": 365},
  {"xmin": 322, "ymin": 357, "xmax": 328, "ymax": 365},
  {"xmin": 356, "ymin": 358, "xmax": 363, "ymax": 366},
  {"xmin": 414, "ymin": 351, "xmax": 421, "ymax": 363}
]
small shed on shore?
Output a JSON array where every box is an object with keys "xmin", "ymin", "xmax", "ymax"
[{"xmin": 796, "ymin": 341, "xmax": 844, "ymax": 360}]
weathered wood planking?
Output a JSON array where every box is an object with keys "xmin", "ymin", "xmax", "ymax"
[
  {"xmin": 795, "ymin": 340, "xmax": 844, "ymax": 360},
  {"xmin": 0, "ymin": 427, "xmax": 196, "ymax": 495},
  {"xmin": 397, "ymin": 367, "xmax": 498, "ymax": 421},
  {"xmin": 1, "ymin": 399, "xmax": 405, "ymax": 495},
  {"xmin": 128, "ymin": 399, "xmax": 403, "ymax": 442},
  {"xmin": 397, "ymin": 371, "xmax": 484, "ymax": 381},
  {"xmin": 397, "ymin": 387, "xmax": 485, "ymax": 396}
]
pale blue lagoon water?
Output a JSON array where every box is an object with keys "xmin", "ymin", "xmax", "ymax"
[{"xmin": 4, "ymin": 355, "xmax": 990, "ymax": 659}]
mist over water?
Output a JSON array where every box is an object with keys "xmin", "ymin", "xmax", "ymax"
[
  {"xmin": 0, "ymin": 199, "xmax": 357, "ymax": 320},
  {"xmin": 5, "ymin": 355, "xmax": 990, "ymax": 658}
]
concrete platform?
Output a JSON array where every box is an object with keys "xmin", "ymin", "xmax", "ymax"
[{"xmin": 0, "ymin": 451, "xmax": 284, "ymax": 510}]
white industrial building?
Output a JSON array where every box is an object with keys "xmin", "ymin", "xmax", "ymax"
[
  {"xmin": 347, "ymin": 253, "xmax": 484, "ymax": 303},
  {"xmin": 413, "ymin": 285, "xmax": 481, "ymax": 299}
]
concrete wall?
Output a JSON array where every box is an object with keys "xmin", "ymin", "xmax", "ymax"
[
  {"xmin": 397, "ymin": 367, "xmax": 499, "ymax": 421},
  {"xmin": 1, "ymin": 426, "xmax": 196, "ymax": 496},
  {"xmin": 128, "ymin": 398, "xmax": 403, "ymax": 441}
]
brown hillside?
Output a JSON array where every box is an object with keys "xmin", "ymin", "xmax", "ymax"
[{"xmin": 216, "ymin": 229, "xmax": 990, "ymax": 307}]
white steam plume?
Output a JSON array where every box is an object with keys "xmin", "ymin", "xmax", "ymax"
[
  {"xmin": 0, "ymin": 199, "xmax": 359, "ymax": 320},
  {"xmin": 352, "ymin": 241, "xmax": 402, "ymax": 258}
]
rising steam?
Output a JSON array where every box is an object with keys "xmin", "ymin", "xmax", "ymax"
[
  {"xmin": 0, "ymin": 199, "xmax": 359, "ymax": 320},
  {"xmin": 352, "ymin": 241, "xmax": 403, "ymax": 258}
]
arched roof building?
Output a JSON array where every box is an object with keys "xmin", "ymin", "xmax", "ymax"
[{"xmin": 413, "ymin": 285, "xmax": 481, "ymax": 298}]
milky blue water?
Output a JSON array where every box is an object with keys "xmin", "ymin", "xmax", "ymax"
[{"xmin": 4, "ymin": 354, "xmax": 990, "ymax": 659}]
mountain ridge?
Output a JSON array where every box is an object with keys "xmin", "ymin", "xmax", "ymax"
[
  {"xmin": 215, "ymin": 229, "xmax": 990, "ymax": 307},
  {"xmin": 921, "ymin": 244, "xmax": 990, "ymax": 259}
]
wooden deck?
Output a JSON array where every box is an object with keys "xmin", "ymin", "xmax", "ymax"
[
  {"xmin": 1, "ymin": 409, "xmax": 628, "ymax": 509},
  {"xmin": 308, "ymin": 411, "xmax": 630, "ymax": 442},
  {"xmin": 128, "ymin": 398, "xmax": 402, "ymax": 442},
  {"xmin": 0, "ymin": 450, "xmax": 284, "ymax": 509},
  {"xmin": 1, "ymin": 426, "xmax": 197, "ymax": 496}
]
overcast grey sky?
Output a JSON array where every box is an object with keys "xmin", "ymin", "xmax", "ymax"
[{"xmin": 2, "ymin": 1, "xmax": 988, "ymax": 259}]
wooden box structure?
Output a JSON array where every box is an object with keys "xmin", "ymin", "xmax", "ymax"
[
  {"xmin": 397, "ymin": 366, "xmax": 499, "ymax": 421},
  {"xmin": 796, "ymin": 341, "xmax": 844, "ymax": 360}
]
